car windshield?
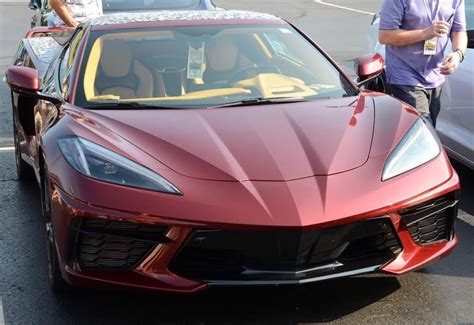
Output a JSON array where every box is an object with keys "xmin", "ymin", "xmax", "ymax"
[
  {"xmin": 102, "ymin": 0, "xmax": 201, "ymax": 11},
  {"xmin": 77, "ymin": 24, "xmax": 357, "ymax": 108}
]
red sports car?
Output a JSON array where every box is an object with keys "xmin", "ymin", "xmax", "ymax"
[{"xmin": 7, "ymin": 10, "xmax": 460, "ymax": 293}]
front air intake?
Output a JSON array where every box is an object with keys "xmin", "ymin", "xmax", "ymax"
[
  {"xmin": 170, "ymin": 218, "xmax": 402, "ymax": 283},
  {"xmin": 399, "ymin": 192, "xmax": 459, "ymax": 245},
  {"xmin": 69, "ymin": 218, "xmax": 170, "ymax": 271}
]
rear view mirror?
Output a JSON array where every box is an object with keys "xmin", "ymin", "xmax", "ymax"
[
  {"xmin": 6, "ymin": 66, "xmax": 41, "ymax": 93},
  {"xmin": 356, "ymin": 53, "xmax": 384, "ymax": 83},
  {"xmin": 6, "ymin": 66, "xmax": 63, "ymax": 106}
]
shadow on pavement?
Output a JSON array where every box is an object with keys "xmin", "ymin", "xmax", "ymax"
[
  {"xmin": 452, "ymin": 160, "xmax": 474, "ymax": 215},
  {"xmin": 53, "ymin": 275, "xmax": 401, "ymax": 323},
  {"xmin": 416, "ymin": 160, "xmax": 474, "ymax": 279},
  {"xmin": 418, "ymin": 219, "xmax": 474, "ymax": 279}
]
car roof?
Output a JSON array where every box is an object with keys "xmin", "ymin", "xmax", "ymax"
[
  {"xmin": 26, "ymin": 36, "xmax": 62, "ymax": 64},
  {"xmin": 89, "ymin": 10, "xmax": 283, "ymax": 30}
]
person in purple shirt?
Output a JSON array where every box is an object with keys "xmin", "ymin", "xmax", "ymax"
[{"xmin": 379, "ymin": 0, "xmax": 467, "ymax": 126}]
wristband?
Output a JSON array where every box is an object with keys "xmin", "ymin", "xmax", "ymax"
[{"xmin": 455, "ymin": 49, "xmax": 465, "ymax": 63}]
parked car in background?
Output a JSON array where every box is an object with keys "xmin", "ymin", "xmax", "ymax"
[
  {"xmin": 30, "ymin": 0, "xmax": 218, "ymax": 28},
  {"xmin": 366, "ymin": 1, "xmax": 474, "ymax": 169},
  {"xmin": 7, "ymin": 10, "xmax": 460, "ymax": 293}
]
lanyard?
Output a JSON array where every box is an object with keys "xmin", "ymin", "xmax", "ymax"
[{"xmin": 423, "ymin": 0, "xmax": 441, "ymax": 23}]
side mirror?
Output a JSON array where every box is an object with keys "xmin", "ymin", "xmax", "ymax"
[
  {"xmin": 356, "ymin": 53, "xmax": 384, "ymax": 85},
  {"xmin": 6, "ymin": 66, "xmax": 63, "ymax": 106},
  {"xmin": 6, "ymin": 66, "xmax": 41, "ymax": 93},
  {"xmin": 467, "ymin": 30, "xmax": 474, "ymax": 49}
]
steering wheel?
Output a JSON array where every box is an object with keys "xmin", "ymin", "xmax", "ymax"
[{"xmin": 230, "ymin": 64, "xmax": 282, "ymax": 83}]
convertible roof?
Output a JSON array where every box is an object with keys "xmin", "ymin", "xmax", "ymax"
[
  {"xmin": 22, "ymin": 36, "xmax": 62, "ymax": 78},
  {"xmin": 26, "ymin": 37, "xmax": 62, "ymax": 64},
  {"xmin": 89, "ymin": 10, "xmax": 283, "ymax": 29}
]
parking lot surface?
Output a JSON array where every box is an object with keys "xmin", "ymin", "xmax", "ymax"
[{"xmin": 0, "ymin": 1, "xmax": 473, "ymax": 324}]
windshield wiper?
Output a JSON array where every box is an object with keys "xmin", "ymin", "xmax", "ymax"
[
  {"xmin": 208, "ymin": 97, "xmax": 328, "ymax": 109},
  {"xmin": 83, "ymin": 101, "xmax": 191, "ymax": 110}
]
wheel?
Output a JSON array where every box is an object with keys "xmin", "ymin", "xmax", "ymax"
[
  {"xmin": 41, "ymin": 166, "xmax": 70, "ymax": 292},
  {"xmin": 12, "ymin": 95, "xmax": 35, "ymax": 182}
]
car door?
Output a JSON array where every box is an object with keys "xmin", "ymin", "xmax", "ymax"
[
  {"xmin": 35, "ymin": 28, "xmax": 86, "ymax": 150},
  {"xmin": 437, "ymin": 5, "xmax": 474, "ymax": 169}
]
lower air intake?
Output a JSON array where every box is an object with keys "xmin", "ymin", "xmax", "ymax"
[
  {"xmin": 399, "ymin": 191, "xmax": 458, "ymax": 245},
  {"xmin": 170, "ymin": 218, "xmax": 402, "ymax": 284},
  {"xmin": 70, "ymin": 218, "xmax": 169, "ymax": 271}
]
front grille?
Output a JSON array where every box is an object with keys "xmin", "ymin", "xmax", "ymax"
[
  {"xmin": 170, "ymin": 218, "xmax": 402, "ymax": 283},
  {"xmin": 399, "ymin": 192, "xmax": 458, "ymax": 245},
  {"xmin": 70, "ymin": 218, "xmax": 170, "ymax": 271}
]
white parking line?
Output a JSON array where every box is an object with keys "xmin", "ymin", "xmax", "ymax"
[
  {"xmin": 0, "ymin": 147, "xmax": 15, "ymax": 152},
  {"xmin": 313, "ymin": 0, "xmax": 375, "ymax": 16},
  {"xmin": 459, "ymin": 209, "xmax": 474, "ymax": 226},
  {"xmin": 0, "ymin": 297, "xmax": 5, "ymax": 325}
]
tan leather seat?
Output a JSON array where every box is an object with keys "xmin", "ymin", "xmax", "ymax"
[
  {"xmin": 204, "ymin": 37, "xmax": 252, "ymax": 84},
  {"xmin": 203, "ymin": 37, "xmax": 239, "ymax": 83},
  {"xmin": 95, "ymin": 40, "xmax": 153, "ymax": 99}
]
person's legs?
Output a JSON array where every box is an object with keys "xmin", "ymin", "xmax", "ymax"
[
  {"xmin": 427, "ymin": 86, "xmax": 442, "ymax": 128},
  {"xmin": 389, "ymin": 84, "xmax": 431, "ymax": 121}
]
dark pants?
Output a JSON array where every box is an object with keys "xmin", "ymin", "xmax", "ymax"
[{"xmin": 389, "ymin": 84, "xmax": 442, "ymax": 127}]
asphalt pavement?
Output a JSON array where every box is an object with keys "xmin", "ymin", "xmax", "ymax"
[{"xmin": 0, "ymin": 1, "xmax": 473, "ymax": 324}]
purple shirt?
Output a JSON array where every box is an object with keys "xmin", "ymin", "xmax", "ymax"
[{"xmin": 380, "ymin": 0, "xmax": 467, "ymax": 88}]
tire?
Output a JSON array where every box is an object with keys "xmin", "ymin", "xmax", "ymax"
[
  {"xmin": 41, "ymin": 166, "xmax": 70, "ymax": 293},
  {"xmin": 12, "ymin": 95, "xmax": 35, "ymax": 182}
]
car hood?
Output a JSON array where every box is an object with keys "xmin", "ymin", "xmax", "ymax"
[{"xmin": 85, "ymin": 95, "xmax": 375, "ymax": 182}]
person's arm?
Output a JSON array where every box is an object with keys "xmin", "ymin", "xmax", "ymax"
[
  {"xmin": 50, "ymin": 0, "xmax": 77, "ymax": 27},
  {"xmin": 378, "ymin": 0, "xmax": 450, "ymax": 47},
  {"xmin": 440, "ymin": 0, "xmax": 468, "ymax": 76},
  {"xmin": 379, "ymin": 22, "xmax": 450, "ymax": 46},
  {"xmin": 440, "ymin": 31, "xmax": 468, "ymax": 75}
]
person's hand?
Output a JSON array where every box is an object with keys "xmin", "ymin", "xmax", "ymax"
[
  {"xmin": 424, "ymin": 21, "xmax": 450, "ymax": 39},
  {"xmin": 440, "ymin": 52, "xmax": 461, "ymax": 75},
  {"xmin": 68, "ymin": 20, "xmax": 78, "ymax": 28}
]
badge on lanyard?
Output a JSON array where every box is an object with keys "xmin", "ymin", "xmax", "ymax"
[
  {"xmin": 424, "ymin": 38, "xmax": 438, "ymax": 55},
  {"xmin": 423, "ymin": 0, "xmax": 440, "ymax": 56}
]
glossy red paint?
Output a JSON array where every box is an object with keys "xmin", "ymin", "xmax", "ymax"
[
  {"xmin": 6, "ymin": 66, "xmax": 40, "ymax": 92},
  {"xmin": 84, "ymin": 96, "xmax": 375, "ymax": 181},
  {"xmin": 357, "ymin": 53, "xmax": 385, "ymax": 81},
  {"xmin": 50, "ymin": 187, "xmax": 206, "ymax": 293},
  {"xmin": 9, "ymin": 14, "xmax": 462, "ymax": 293},
  {"xmin": 46, "ymin": 148, "xmax": 459, "ymax": 292},
  {"xmin": 25, "ymin": 26, "xmax": 74, "ymax": 38}
]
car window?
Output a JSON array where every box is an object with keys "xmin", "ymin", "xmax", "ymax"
[
  {"xmin": 76, "ymin": 25, "xmax": 357, "ymax": 108},
  {"xmin": 262, "ymin": 32, "xmax": 304, "ymax": 65},
  {"xmin": 102, "ymin": 0, "xmax": 200, "ymax": 11},
  {"xmin": 59, "ymin": 28, "xmax": 85, "ymax": 97},
  {"xmin": 59, "ymin": 48, "xmax": 71, "ymax": 83},
  {"xmin": 13, "ymin": 43, "xmax": 27, "ymax": 66}
]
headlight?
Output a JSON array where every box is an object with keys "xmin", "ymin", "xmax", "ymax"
[
  {"xmin": 382, "ymin": 118, "xmax": 440, "ymax": 181},
  {"xmin": 58, "ymin": 137, "xmax": 182, "ymax": 195}
]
